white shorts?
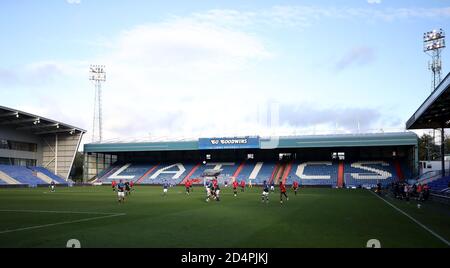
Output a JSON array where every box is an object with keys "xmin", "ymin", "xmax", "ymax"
[
  {"xmin": 270, "ymin": 186, "xmax": 274, "ymax": 190},
  {"xmin": 118, "ymin": 192, "xmax": 125, "ymax": 198},
  {"xmin": 163, "ymin": 189, "xmax": 168, "ymax": 193},
  {"xmin": 215, "ymin": 190, "xmax": 220, "ymax": 195},
  {"xmin": 51, "ymin": 185, "xmax": 55, "ymax": 189},
  {"xmin": 262, "ymin": 191, "xmax": 269, "ymax": 196}
]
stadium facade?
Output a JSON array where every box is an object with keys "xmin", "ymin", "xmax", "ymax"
[
  {"xmin": 83, "ymin": 132, "xmax": 418, "ymax": 188},
  {"xmin": 0, "ymin": 105, "xmax": 85, "ymax": 186}
]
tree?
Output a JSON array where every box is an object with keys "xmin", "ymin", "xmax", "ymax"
[
  {"xmin": 418, "ymin": 132, "xmax": 450, "ymax": 161},
  {"xmin": 69, "ymin": 151, "xmax": 84, "ymax": 182},
  {"xmin": 418, "ymin": 133, "xmax": 439, "ymax": 161}
]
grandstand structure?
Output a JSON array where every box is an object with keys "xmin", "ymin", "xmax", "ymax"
[
  {"xmin": 407, "ymin": 71, "xmax": 450, "ymax": 191},
  {"xmin": 0, "ymin": 105, "xmax": 86, "ymax": 187},
  {"xmin": 84, "ymin": 132, "xmax": 418, "ymax": 188}
]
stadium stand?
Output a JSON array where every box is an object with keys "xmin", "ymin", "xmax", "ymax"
[
  {"xmin": 287, "ymin": 161, "xmax": 338, "ymax": 186},
  {"xmin": 29, "ymin": 167, "xmax": 67, "ymax": 184},
  {"xmin": 0, "ymin": 165, "xmax": 67, "ymax": 186},
  {"xmin": 235, "ymin": 161, "xmax": 278, "ymax": 185},
  {"xmin": 343, "ymin": 161, "xmax": 398, "ymax": 187},
  {"xmin": 428, "ymin": 175, "xmax": 450, "ymax": 191},
  {"xmin": 96, "ymin": 160, "xmax": 407, "ymax": 188},
  {"xmin": 146, "ymin": 162, "xmax": 197, "ymax": 184}
]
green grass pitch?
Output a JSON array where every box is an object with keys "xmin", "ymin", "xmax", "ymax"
[{"xmin": 0, "ymin": 186, "xmax": 448, "ymax": 248}]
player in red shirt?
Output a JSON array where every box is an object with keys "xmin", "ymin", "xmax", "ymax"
[
  {"xmin": 417, "ymin": 184, "xmax": 423, "ymax": 201},
  {"xmin": 292, "ymin": 181, "xmax": 299, "ymax": 195},
  {"xmin": 232, "ymin": 179, "xmax": 239, "ymax": 196},
  {"xmin": 240, "ymin": 180, "xmax": 245, "ymax": 192},
  {"xmin": 111, "ymin": 180, "xmax": 116, "ymax": 192},
  {"xmin": 130, "ymin": 180, "xmax": 134, "ymax": 193},
  {"xmin": 279, "ymin": 181, "xmax": 288, "ymax": 204},
  {"xmin": 185, "ymin": 180, "xmax": 191, "ymax": 195}
]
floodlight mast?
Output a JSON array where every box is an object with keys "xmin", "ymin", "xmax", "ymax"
[
  {"xmin": 423, "ymin": 29, "xmax": 445, "ymax": 91},
  {"xmin": 89, "ymin": 65, "xmax": 106, "ymax": 142}
]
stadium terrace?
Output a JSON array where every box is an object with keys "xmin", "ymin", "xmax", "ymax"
[{"xmin": 83, "ymin": 132, "xmax": 418, "ymax": 189}]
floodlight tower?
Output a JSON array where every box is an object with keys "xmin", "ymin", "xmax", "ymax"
[
  {"xmin": 423, "ymin": 29, "xmax": 445, "ymax": 91},
  {"xmin": 89, "ymin": 65, "xmax": 106, "ymax": 142}
]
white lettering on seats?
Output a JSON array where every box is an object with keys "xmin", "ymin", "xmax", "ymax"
[
  {"xmin": 249, "ymin": 162, "xmax": 263, "ymax": 180},
  {"xmin": 109, "ymin": 164, "xmax": 134, "ymax": 180},
  {"xmin": 296, "ymin": 162, "xmax": 332, "ymax": 180},
  {"xmin": 350, "ymin": 161, "xmax": 391, "ymax": 180},
  {"xmin": 150, "ymin": 163, "xmax": 186, "ymax": 179}
]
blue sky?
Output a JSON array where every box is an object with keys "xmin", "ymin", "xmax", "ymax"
[{"xmin": 1, "ymin": 0, "xmax": 449, "ymax": 142}]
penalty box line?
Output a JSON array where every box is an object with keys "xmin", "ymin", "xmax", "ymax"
[
  {"xmin": 0, "ymin": 210, "xmax": 126, "ymax": 235},
  {"xmin": 369, "ymin": 190, "xmax": 450, "ymax": 247}
]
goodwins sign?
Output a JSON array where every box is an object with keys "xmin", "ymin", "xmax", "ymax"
[{"xmin": 198, "ymin": 137, "xmax": 260, "ymax": 149}]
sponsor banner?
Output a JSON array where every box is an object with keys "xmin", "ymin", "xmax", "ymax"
[{"xmin": 198, "ymin": 137, "xmax": 260, "ymax": 150}]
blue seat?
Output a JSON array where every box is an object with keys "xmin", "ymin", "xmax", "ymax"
[
  {"xmin": 30, "ymin": 166, "xmax": 67, "ymax": 184},
  {"xmin": 344, "ymin": 161, "xmax": 397, "ymax": 188},
  {"xmin": 0, "ymin": 165, "xmax": 47, "ymax": 186}
]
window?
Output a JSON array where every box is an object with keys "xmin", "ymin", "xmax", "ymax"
[
  {"xmin": 0, "ymin": 157, "xmax": 36, "ymax": 166},
  {"xmin": 0, "ymin": 139, "xmax": 8, "ymax": 149},
  {"xmin": 0, "ymin": 139, "xmax": 37, "ymax": 152},
  {"xmin": 247, "ymin": 154, "xmax": 254, "ymax": 160},
  {"xmin": 332, "ymin": 152, "xmax": 345, "ymax": 160},
  {"xmin": 279, "ymin": 153, "xmax": 292, "ymax": 161}
]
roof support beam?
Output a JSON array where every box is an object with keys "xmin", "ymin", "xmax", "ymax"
[
  {"xmin": 16, "ymin": 123, "xmax": 59, "ymax": 131},
  {"xmin": 0, "ymin": 111, "xmax": 19, "ymax": 118},
  {"xmin": 0, "ymin": 117, "xmax": 40, "ymax": 126},
  {"xmin": 35, "ymin": 129, "xmax": 77, "ymax": 135}
]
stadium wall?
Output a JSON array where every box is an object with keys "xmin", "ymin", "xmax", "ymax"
[
  {"xmin": 0, "ymin": 125, "xmax": 84, "ymax": 180},
  {"xmin": 0, "ymin": 125, "xmax": 43, "ymax": 165},
  {"xmin": 41, "ymin": 132, "xmax": 83, "ymax": 179}
]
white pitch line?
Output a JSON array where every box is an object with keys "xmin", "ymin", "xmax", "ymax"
[
  {"xmin": 0, "ymin": 213, "xmax": 126, "ymax": 235},
  {"xmin": 0, "ymin": 209, "xmax": 121, "ymax": 215},
  {"xmin": 369, "ymin": 190, "xmax": 450, "ymax": 247}
]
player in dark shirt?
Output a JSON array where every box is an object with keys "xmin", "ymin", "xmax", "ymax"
[
  {"xmin": 214, "ymin": 183, "xmax": 221, "ymax": 201},
  {"xmin": 206, "ymin": 181, "xmax": 215, "ymax": 202},
  {"xmin": 162, "ymin": 181, "xmax": 169, "ymax": 196},
  {"xmin": 117, "ymin": 180, "xmax": 125, "ymax": 203},
  {"xmin": 125, "ymin": 181, "xmax": 131, "ymax": 196},
  {"xmin": 261, "ymin": 180, "xmax": 269, "ymax": 203}
]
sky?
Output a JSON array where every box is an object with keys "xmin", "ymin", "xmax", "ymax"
[{"xmin": 0, "ymin": 0, "xmax": 449, "ymax": 144}]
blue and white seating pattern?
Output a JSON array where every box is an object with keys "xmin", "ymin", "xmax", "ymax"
[
  {"xmin": 30, "ymin": 166, "xmax": 67, "ymax": 184},
  {"xmin": 288, "ymin": 162, "xmax": 338, "ymax": 186},
  {"xmin": 236, "ymin": 161, "xmax": 277, "ymax": 185},
  {"xmin": 142, "ymin": 162, "xmax": 197, "ymax": 184},
  {"xmin": 98, "ymin": 160, "xmax": 403, "ymax": 187},
  {"xmin": 344, "ymin": 161, "xmax": 396, "ymax": 187},
  {"xmin": 428, "ymin": 176, "xmax": 450, "ymax": 191},
  {"xmin": 0, "ymin": 165, "xmax": 65, "ymax": 186}
]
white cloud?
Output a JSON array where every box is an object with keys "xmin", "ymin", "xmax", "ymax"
[
  {"xmin": 68, "ymin": 17, "xmax": 273, "ymax": 141},
  {"xmin": 10, "ymin": 5, "xmax": 440, "ymax": 143},
  {"xmin": 66, "ymin": 0, "xmax": 81, "ymax": 4},
  {"xmin": 191, "ymin": 5, "xmax": 450, "ymax": 28}
]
